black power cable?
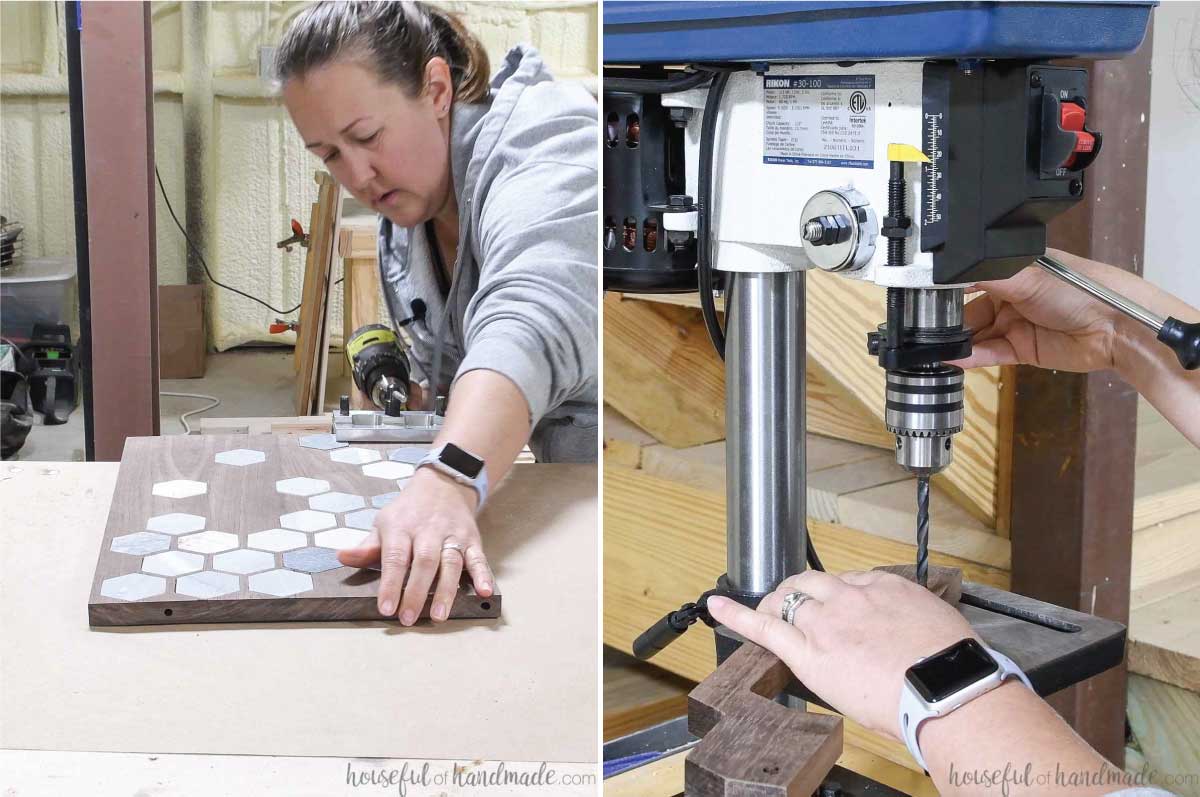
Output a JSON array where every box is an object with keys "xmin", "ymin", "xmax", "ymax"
[
  {"xmin": 603, "ymin": 68, "xmax": 714, "ymax": 94},
  {"xmin": 697, "ymin": 68, "xmax": 732, "ymax": 360},
  {"xmin": 154, "ymin": 166, "xmax": 341, "ymax": 317}
]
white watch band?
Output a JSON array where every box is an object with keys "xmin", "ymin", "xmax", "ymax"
[
  {"xmin": 416, "ymin": 445, "xmax": 489, "ymax": 510},
  {"xmin": 898, "ymin": 644, "xmax": 1032, "ymax": 772}
]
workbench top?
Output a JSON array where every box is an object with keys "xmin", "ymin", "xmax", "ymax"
[{"xmin": 0, "ymin": 461, "xmax": 598, "ymax": 786}]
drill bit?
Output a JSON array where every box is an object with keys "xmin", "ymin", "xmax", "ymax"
[{"xmin": 916, "ymin": 476, "xmax": 930, "ymax": 588}]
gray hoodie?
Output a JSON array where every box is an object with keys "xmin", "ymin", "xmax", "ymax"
[{"xmin": 377, "ymin": 46, "xmax": 598, "ymax": 463}]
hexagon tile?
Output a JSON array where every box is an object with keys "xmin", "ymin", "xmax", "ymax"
[
  {"xmin": 298, "ymin": 433, "xmax": 347, "ymax": 451},
  {"xmin": 142, "ymin": 551, "xmax": 204, "ymax": 577},
  {"xmin": 145, "ymin": 513, "xmax": 207, "ymax": 536},
  {"xmin": 371, "ymin": 491, "xmax": 402, "ymax": 509},
  {"xmin": 214, "ymin": 448, "xmax": 266, "ymax": 467},
  {"xmin": 178, "ymin": 530, "xmax": 239, "ymax": 554},
  {"xmin": 344, "ymin": 508, "xmax": 378, "ymax": 530},
  {"xmin": 247, "ymin": 528, "xmax": 308, "ymax": 552},
  {"xmin": 176, "ymin": 570, "xmax": 240, "ymax": 599},
  {"xmin": 280, "ymin": 509, "xmax": 336, "ymax": 532},
  {"xmin": 362, "ymin": 461, "xmax": 415, "ymax": 480},
  {"xmin": 275, "ymin": 477, "xmax": 330, "ymax": 497},
  {"xmin": 111, "ymin": 531, "xmax": 171, "ymax": 556},
  {"xmin": 308, "ymin": 492, "xmax": 366, "ymax": 513},
  {"xmin": 151, "ymin": 479, "xmax": 207, "ymax": 499},
  {"xmin": 213, "ymin": 549, "xmax": 276, "ymax": 575},
  {"xmin": 282, "ymin": 546, "xmax": 343, "ymax": 574},
  {"xmin": 101, "ymin": 573, "xmax": 166, "ymax": 602},
  {"xmin": 388, "ymin": 447, "xmax": 427, "ymax": 464},
  {"xmin": 330, "ymin": 447, "xmax": 381, "ymax": 466},
  {"xmin": 314, "ymin": 528, "xmax": 370, "ymax": 550},
  {"xmin": 249, "ymin": 569, "xmax": 314, "ymax": 597}
]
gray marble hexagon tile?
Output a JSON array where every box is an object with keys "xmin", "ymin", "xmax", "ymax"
[
  {"xmin": 111, "ymin": 531, "xmax": 171, "ymax": 556},
  {"xmin": 298, "ymin": 433, "xmax": 347, "ymax": 451},
  {"xmin": 388, "ymin": 447, "xmax": 427, "ymax": 465},
  {"xmin": 214, "ymin": 448, "xmax": 266, "ymax": 467},
  {"xmin": 344, "ymin": 508, "xmax": 378, "ymax": 530},
  {"xmin": 282, "ymin": 546, "xmax": 343, "ymax": 574},
  {"xmin": 370, "ymin": 491, "xmax": 402, "ymax": 509}
]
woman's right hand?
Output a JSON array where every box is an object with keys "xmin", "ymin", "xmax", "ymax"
[{"xmin": 706, "ymin": 570, "xmax": 978, "ymax": 741}]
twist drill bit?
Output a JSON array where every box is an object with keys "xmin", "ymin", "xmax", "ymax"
[{"xmin": 916, "ymin": 476, "xmax": 930, "ymax": 588}]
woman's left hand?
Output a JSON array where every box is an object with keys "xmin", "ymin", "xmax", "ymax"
[{"xmin": 337, "ymin": 467, "xmax": 495, "ymax": 625}]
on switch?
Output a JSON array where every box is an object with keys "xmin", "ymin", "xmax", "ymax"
[{"xmin": 1060, "ymin": 101, "xmax": 1096, "ymax": 169}]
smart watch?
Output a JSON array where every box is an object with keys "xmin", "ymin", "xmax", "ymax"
[
  {"xmin": 417, "ymin": 443, "xmax": 488, "ymax": 510},
  {"xmin": 898, "ymin": 638, "xmax": 1032, "ymax": 771}
]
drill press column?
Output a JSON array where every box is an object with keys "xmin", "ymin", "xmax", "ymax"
[{"xmin": 725, "ymin": 271, "xmax": 807, "ymax": 596}]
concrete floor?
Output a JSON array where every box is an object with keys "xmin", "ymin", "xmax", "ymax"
[{"xmin": 12, "ymin": 348, "xmax": 349, "ymax": 461}]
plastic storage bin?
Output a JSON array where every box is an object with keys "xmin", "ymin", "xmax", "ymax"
[{"xmin": 0, "ymin": 257, "xmax": 78, "ymax": 343}]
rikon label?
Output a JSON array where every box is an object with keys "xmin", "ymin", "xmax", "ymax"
[{"xmin": 763, "ymin": 75, "xmax": 875, "ymax": 168}]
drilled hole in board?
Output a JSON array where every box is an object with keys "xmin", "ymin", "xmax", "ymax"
[
  {"xmin": 164, "ymin": 608, "xmax": 174, "ymax": 617},
  {"xmin": 481, "ymin": 601, "xmax": 491, "ymax": 611}
]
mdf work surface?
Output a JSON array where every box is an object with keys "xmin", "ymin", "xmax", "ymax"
[{"xmin": 0, "ymin": 459, "xmax": 598, "ymax": 763}]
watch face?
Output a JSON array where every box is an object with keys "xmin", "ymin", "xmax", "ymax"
[
  {"xmin": 440, "ymin": 443, "xmax": 484, "ymax": 479},
  {"xmin": 907, "ymin": 638, "xmax": 999, "ymax": 703}
]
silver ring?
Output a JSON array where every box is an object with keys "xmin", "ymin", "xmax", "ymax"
[
  {"xmin": 781, "ymin": 591, "xmax": 814, "ymax": 625},
  {"xmin": 442, "ymin": 541, "xmax": 463, "ymax": 554}
]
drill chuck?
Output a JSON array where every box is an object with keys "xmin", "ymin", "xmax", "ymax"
[{"xmin": 886, "ymin": 365, "xmax": 964, "ymax": 476}]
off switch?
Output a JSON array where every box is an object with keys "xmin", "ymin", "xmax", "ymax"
[{"xmin": 1059, "ymin": 101, "xmax": 1096, "ymax": 170}]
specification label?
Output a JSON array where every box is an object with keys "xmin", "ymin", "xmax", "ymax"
[{"xmin": 763, "ymin": 75, "xmax": 875, "ymax": 168}]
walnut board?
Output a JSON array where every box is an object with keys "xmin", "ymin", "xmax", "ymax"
[{"xmin": 88, "ymin": 435, "xmax": 499, "ymax": 626}]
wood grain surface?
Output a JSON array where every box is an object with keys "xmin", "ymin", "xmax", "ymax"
[{"xmin": 88, "ymin": 435, "xmax": 500, "ymax": 626}]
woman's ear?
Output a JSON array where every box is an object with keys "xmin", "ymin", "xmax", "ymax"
[{"xmin": 424, "ymin": 57, "xmax": 454, "ymax": 117}]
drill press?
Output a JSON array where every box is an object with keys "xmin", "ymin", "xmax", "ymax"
[{"xmin": 605, "ymin": 1, "xmax": 1158, "ymax": 792}]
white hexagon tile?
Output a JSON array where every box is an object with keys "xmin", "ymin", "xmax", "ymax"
[
  {"xmin": 279, "ymin": 509, "xmax": 336, "ymax": 532},
  {"xmin": 249, "ymin": 569, "xmax": 314, "ymax": 597},
  {"xmin": 314, "ymin": 528, "xmax": 369, "ymax": 550},
  {"xmin": 298, "ymin": 433, "xmax": 347, "ymax": 451},
  {"xmin": 110, "ymin": 531, "xmax": 171, "ymax": 556},
  {"xmin": 177, "ymin": 530, "xmax": 239, "ymax": 554},
  {"xmin": 247, "ymin": 528, "xmax": 308, "ymax": 553},
  {"xmin": 101, "ymin": 573, "xmax": 166, "ymax": 602},
  {"xmin": 151, "ymin": 479, "xmax": 207, "ymax": 499},
  {"xmin": 275, "ymin": 477, "xmax": 330, "ymax": 497},
  {"xmin": 344, "ymin": 508, "xmax": 378, "ymax": 530},
  {"xmin": 308, "ymin": 492, "xmax": 366, "ymax": 513},
  {"xmin": 213, "ymin": 549, "xmax": 276, "ymax": 575},
  {"xmin": 175, "ymin": 570, "xmax": 240, "ymax": 599},
  {"xmin": 145, "ymin": 513, "xmax": 206, "ymax": 535},
  {"xmin": 362, "ymin": 461, "xmax": 415, "ymax": 480},
  {"xmin": 330, "ymin": 447, "xmax": 381, "ymax": 466},
  {"xmin": 214, "ymin": 448, "xmax": 266, "ymax": 467},
  {"xmin": 282, "ymin": 547, "xmax": 343, "ymax": 574},
  {"xmin": 142, "ymin": 551, "xmax": 204, "ymax": 577}
]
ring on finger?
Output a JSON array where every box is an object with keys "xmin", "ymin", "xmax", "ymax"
[
  {"xmin": 780, "ymin": 591, "xmax": 815, "ymax": 625},
  {"xmin": 442, "ymin": 541, "xmax": 464, "ymax": 554}
]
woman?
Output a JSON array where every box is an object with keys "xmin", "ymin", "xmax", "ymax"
[
  {"xmin": 275, "ymin": 2, "xmax": 597, "ymax": 626},
  {"xmin": 709, "ymin": 249, "xmax": 1198, "ymax": 796}
]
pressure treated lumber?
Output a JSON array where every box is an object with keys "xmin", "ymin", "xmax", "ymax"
[{"xmin": 1126, "ymin": 675, "xmax": 1200, "ymax": 797}]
